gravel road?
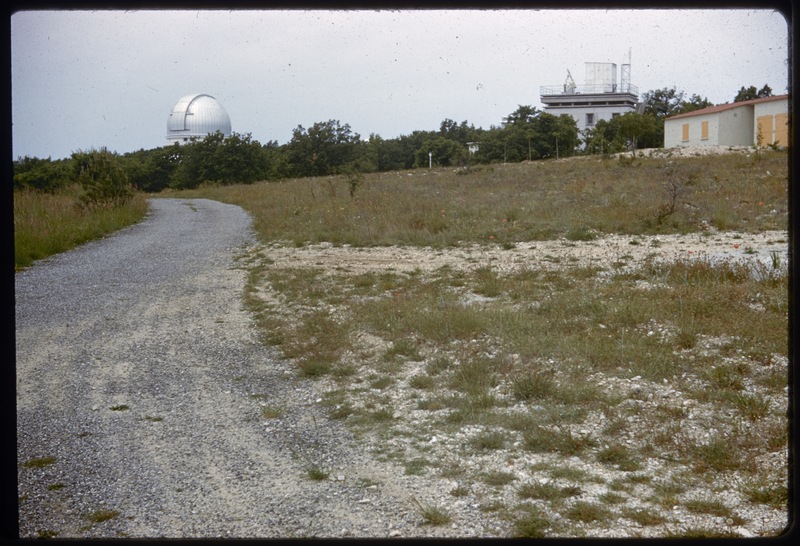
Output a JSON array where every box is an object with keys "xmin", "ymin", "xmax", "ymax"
[{"xmin": 15, "ymin": 198, "xmax": 471, "ymax": 539}]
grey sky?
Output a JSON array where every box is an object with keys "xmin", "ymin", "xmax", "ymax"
[{"xmin": 11, "ymin": 8, "xmax": 790, "ymax": 160}]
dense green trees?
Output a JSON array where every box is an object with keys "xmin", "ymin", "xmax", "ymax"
[
  {"xmin": 13, "ymin": 156, "xmax": 72, "ymax": 192},
  {"xmin": 285, "ymin": 120, "xmax": 366, "ymax": 178},
  {"xmin": 16, "ymin": 84, "xmax": 765, "ymax": 194}
]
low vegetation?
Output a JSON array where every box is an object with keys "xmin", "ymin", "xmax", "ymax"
[
  {"xmin": 14, "ymin": 185, "xmax": 148, "ymax": 270},
  {"xmin": 217, "ymin": 150, "xmax": 787, "ymax": 537},
  {"xmin": 16, "ymin": 149, "xmax": 788, "ymax": 537},
  {"xmin": 182, "ymin": 150, "xmax": 787, "ymax": 246}
]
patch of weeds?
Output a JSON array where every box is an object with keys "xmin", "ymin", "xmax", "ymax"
[
  {"xmin": 549, "ymin": 466, "xmax": 594, "ymax": 482},
  {"xmin": 480, "ymin": 471, "xmax": 516, "ymax": 487},
  {"xmin": 366, "ymin": 407, "xmax": 395, "ymax": 422},
  {"xmin": 411, "ymin": 498, "xmax": 452, "ymax": 526},
  {"xmin": 468, "ymin": 430, "xmax": 506, "ymax": 451},
  {"xmin": 704, "ymin": 365, "xmax": 744, "ymax": 391},
  {"xmin": 623, "ymin": 507, "xmax": 668, "ymax": 526},
  {"xmin": 296, "ymin": 356, "xmax": 333, "ymax": 378},
  {"xmin": 144, "ymin": 415, "xmax": 163, "ymax": 422},
  {"xmin": 624, "ymin": 473, "xmax": 653, "ymax": 485},
  {"xmin": 85, "ymin": 509, "xmax": 120, "ymax": 524},
  {"xmin": 36, "ymin": 530, "xmax": 60, "ymax": 539},
  {"xmin": 693, "ymin": 438, "xmax": 742, "ymax": 472},
  {"xmin": 513, "ymin": 506, "xmax": 554, "ymax": 538},
  {"xmin": 728, "ymin": 392, "xmax": 771, "ymax": 421},
  {"xmin": 328, "ymin": 402, "xmax": 354, "ymax": 420},
  {"xmin": 425, "ymin": 356, "xmax": 452, "ymax": 375},
  {"xmin": 596, "ymin": 444, "xmax": 643, "ymax": 471},
  {"xmin": 306, "ymin": 466, "xmax": 329, "ymax": 481},
  {"xmin": 369, "ymin": 375, "xmax": 394, "ymax": 390},
  {"xmin": 684, "ymin": 496, "xmax": 733, "ymax": 517},
  {"xmin": 517, "ymin": 481, "xmax": 582, "ymax": 501},
  {"xmin": 473, "ymin": 266, "xmax": 503, "ymax": 297},
  {"xmin": 404, "ymin": 458, "xmax": 430, "ymax": 476},
  {"xmin": 109, "ymin": 404, "xmax": 130, "ymax": 411},
  {"xmin": 438, "ymin": 460, "xmax": 466, "ymax": 478},
  {"xmin": 383, "ymin": 338, "xmax": 423, "ymax": 361},
  {"xmin": 261, "ymin": 404, "xmax": 285, "ymax": 419},
  {"xmin": 449, "ymin": 357, "xmax": 498, "ymax": 395},
  {"xmin": 47, "ymin": 483, "xmax": 66, "ymax": 491},
  {"xmin": 408, "ymin": 374, "xmax": 436, "ymax": 389},
  {"xmin": 510, "ymin": 369, "xmax": 556, "ymax": 401},
  {"xmin": 331, "ymin": 363, "xmax": 357, "ymax": 379},
  {"xmin": 23, "ymin": 456, "xmax": 56, "ymax": 469},
  {"xmin": 450, "ymin": 485, "xmax": 469, "ymax": 497},
  {"xmin": 742, "ymin": 481, "xmax": 788, "ymax": 508},
  {"xmin": 564, "ymin": 501, "xmax": 612, "ymax": 523},
  {"xmin": 674, "ymin": 325, "xmax": 698, "ymax": 349},
  {"xmin": 598, "ymin": 491, "xmax": 627, "ymax": 505},
  {"xmin": 417, "ymin": 397, "xmax": 447, "ymax": 411},
  {"xmin": 565, "ymin": 226, "xmax": 596, "ymax": 241},
  {"xmin": 522, "ymin": 425, "xmax": 596, "ymax": 455}
]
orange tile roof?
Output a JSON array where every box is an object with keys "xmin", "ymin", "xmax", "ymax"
[{"xmin": 666, "ymin": 94, "xmax": 789, "ymax": 120}]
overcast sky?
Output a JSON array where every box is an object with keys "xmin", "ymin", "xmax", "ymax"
[{"xmin": 10, "ymin": 7, "xmax": 790, "ymax": 160}]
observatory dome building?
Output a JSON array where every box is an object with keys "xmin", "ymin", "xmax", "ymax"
[{"xmin": 166, "ymin": 93, "xmax": 231, "ymax": 145}]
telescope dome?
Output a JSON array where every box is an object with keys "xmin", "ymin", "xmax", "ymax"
[{"xmin": 166, "ymin": 94, "xmax": 231, "ymax": 144}]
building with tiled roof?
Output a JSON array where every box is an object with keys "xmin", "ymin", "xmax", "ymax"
[{"xmin": 663, "ymin": 94, "xmax": 788, "ymax": 148}]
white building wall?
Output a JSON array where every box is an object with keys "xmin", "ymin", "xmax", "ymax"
[
  {"xmin": 548, "ymin": 104, "xmax": 635, "ymax": 136},
  {"xmin": 664, "ymin": 105, "xmax": 754, "ymax": 147},
  {"xmin": 753, "ymin": 98, "xmax": 789, "ymax": 145},
  {"xmin": 718, "ymin": 107, "xmax": 754, "ymax": 146}
]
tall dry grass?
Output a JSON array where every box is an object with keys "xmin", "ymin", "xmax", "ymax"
[
  {"xmin": 179, "ymin": 150, "xmax": 787, "ymax": 246},
  {"xmin": 14, "ymin": 186, "xmax": 149, "ymax": 269}
]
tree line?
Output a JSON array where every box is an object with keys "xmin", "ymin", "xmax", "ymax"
[{"xmin": 13, "ymin": 84, "xmax": 773, "ymax": 195}]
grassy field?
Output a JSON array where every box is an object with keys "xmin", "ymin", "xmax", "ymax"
[
  {"xmin": 180, "ymin": 149, "xmax": 789, "ymax": 537},
  {"xmin": 14, "ymin": 185, "xmax": 149, "ymax": 270},
  {"xmin": 178, "ymin": 150, "xmax": 787, "ymax": 246}
]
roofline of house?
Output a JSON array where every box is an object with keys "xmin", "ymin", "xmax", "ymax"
[{"xmin": 665, "ymin": 94, "xmax": 790, "ymax": 121}]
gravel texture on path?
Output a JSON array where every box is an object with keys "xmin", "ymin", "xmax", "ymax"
[{"xmin": 16, "ymin": 198, "xmax": 481, "ymax": 539}]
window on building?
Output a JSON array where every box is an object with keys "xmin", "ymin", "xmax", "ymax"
[
  {"xmin": 757, "ymin": 115, "xmax": 774, "ymax": 147},
  {"xmin": 775, "ymin": 113, "xmax": 788, "ymax": 146},
  {"xmin": 701, "ymin": 121, "xmax": 709, "ymax": 140},
  {"xmin": 586, "ymin": 113, "xmax": 594, "ymax": 126},
  {"xmin": 681, "ymin": 124, "xmax": 689, "ymax": 142},
  {"xmin": 611, "ymin": 113, "xmax": 620, "ymax": 118}
]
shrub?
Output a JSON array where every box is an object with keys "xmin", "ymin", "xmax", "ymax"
[{"xmin": 73, "ymin": 148, "xmax": 133, "ymax": 208}]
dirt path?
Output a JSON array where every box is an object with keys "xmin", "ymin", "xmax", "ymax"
[{"xmin": 15, "ymin": 199, "xmax": 478, "ymax": 539}]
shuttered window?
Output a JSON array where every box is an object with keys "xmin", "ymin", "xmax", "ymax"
[
  {"xmin": 775, "ymin": 113, "xmax": 788, "ymax": 146},
  {"xmin": 701, "ymin": 121, "xmax": 709, "ymax": 140},
  {"xmin": 681, "ymin": 124, "xmax": 689, "ymax": 142},
  {"xmin": 757, "ymin": 115, "xmax": 774, "ymax": 146}
]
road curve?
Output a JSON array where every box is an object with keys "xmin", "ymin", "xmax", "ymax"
[{"xmin": 15, "ymin": 198, "xmax": 447, "ymax": 539}]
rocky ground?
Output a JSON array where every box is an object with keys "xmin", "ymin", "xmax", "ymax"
[{"xmin": 251, "ymin": 227, "xmax": 790, "ymax": 538}]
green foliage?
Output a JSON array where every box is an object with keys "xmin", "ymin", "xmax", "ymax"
[
  {"xmin": 13, "ymin": 156, "xmax": 72, "ymax": 192},
  {"xmin": 169, "ymin": 131, "xmax": 269, "ymax": 188},
  {"xmin": 72, "ymin": 147, "xmax": 133, "ymax": 208},
  {"xmin": 734, "ymin": 84, "xmax": 773, "ymax": 102},
  {"xmin": 285, "ymin": 119, "xmax": 364, "ymax": 177},
  {"xmin": 123, "ymin": 146, "xmax": 180, "ymax": 192}
]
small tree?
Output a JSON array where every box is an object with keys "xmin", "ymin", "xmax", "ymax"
[{"xmin": 72, "ymin": 148, "xmax": 133, "ymax": 208}]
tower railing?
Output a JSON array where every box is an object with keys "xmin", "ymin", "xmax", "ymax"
[{"xmin": 540, "ymin": 83, "xmax": 639, "ymax": 96}]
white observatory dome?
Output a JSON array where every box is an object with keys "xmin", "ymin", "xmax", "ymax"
[{"xmin": 166, "ymin": 93, "xmax": 232, "ymax": 145}]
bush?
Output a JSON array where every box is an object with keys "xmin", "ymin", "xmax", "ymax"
[{"xmin": 72, "ymin": 148, "xmax": 133, "ymax": 208}]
